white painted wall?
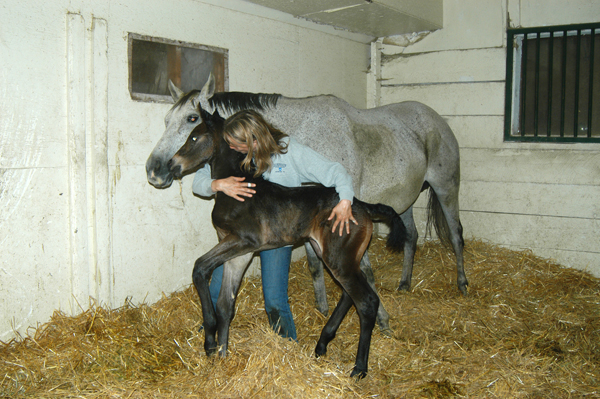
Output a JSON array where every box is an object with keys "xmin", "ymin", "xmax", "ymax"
[
  {"xmin": 0, "ymin": 0, "xmax": 370, "ymax": 340},
  {"xmin": 3, "ymin": 0, "xmax": 597, "ymax": 342},
  {"xmin": 376, "ymin": 0, "xmax": 600, "ymax": 276}
]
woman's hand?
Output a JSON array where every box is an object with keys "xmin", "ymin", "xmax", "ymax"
[
  {"xmin": 212, "ymin": 176, "xmax": 255, "ymax": 202},
  {"xmin": 328, "ymin": 199, "xmax": 358, "ymax": 236}
]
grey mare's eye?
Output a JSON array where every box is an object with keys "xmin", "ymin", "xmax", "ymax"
[{"xmin": 188, "ymin": 115, "xmax": 199, "ymax": 123}]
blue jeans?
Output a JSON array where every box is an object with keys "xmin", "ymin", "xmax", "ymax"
[{"xmin": 209, "ymin": 246, "xmax": 297, "ymax": 340}]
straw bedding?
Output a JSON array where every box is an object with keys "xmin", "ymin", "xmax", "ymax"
[{"xmin": 1, "ymin": 239, "xmax": 599, "ymax": 398}]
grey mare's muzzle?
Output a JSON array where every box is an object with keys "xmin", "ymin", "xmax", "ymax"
[{"xmin": 146, "ymin": 155, "xmax": 174, "ymax": 188}]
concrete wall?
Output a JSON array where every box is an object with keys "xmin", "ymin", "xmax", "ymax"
[
  {"xmin": 0, "ymin": 0, "xmax": 370, "ymax": 341},
  {"xmin": 375, "ymin": 0, "xmax": 600, "ymax": 276}
]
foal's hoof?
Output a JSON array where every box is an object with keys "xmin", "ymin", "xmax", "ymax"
[
  {"xmin": 205, "ymin": 348, "xmax": 217, "ymax": 357},
  {"xmin": 315, "ymin": 343, "xmax": 327, "ymax": 358},
  {"xmin": 458, "ymin": 281, "xmax": 469, "ymax": 296},
  {"xmin": 204, "ymin": 345, "xmax": 218, "ymax": 357},
  {"xmin": 350, "ymin": 367, "xmax": 367, "ymax": 379}
]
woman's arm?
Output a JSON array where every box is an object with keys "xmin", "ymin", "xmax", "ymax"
[
  {"xmin": 287, "ymin": 139, "xmax": 358, "ymax": 235},
  {"xmin": 192, "ymin": 165, "xmax": 255, "ymax": 201},
  {"xmin": 192, "ymin": 164, "xmax": 216, "ymax": 197}
]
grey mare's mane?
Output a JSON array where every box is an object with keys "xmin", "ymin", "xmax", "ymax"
[{"xmin": 208, "ymin": 92, "xmax": 281, "ymax": 114}]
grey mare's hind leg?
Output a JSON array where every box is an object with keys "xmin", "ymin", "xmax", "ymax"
[
  {"xmin": 435, "ymin": 191, "xmax": 467, "ymax": 295},
  {"xmin": 397, "ymin": 207, "xmax": 419, "ymax": 292},
  {"xmin": 305, "ymin": 242, "xmax": 329, "ymax": 316}
]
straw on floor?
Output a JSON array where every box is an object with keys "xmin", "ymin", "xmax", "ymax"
[{"xmin": 1, "ymin": 239, "xmax": 599, "ymax": 398}]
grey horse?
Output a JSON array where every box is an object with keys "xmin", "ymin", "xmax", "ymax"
[{"xmin": 146, "ymin": 75, "xmax": 467, "ymax": 334}]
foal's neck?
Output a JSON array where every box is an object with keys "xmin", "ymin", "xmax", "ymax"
[{"xmin": 210, "ymin": 137, "xmax": 254, "ymax": 181}]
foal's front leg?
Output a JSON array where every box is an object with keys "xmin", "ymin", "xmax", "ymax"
[
  {"xmin": 192, "ymin": 256, "xmax": 221, "ymax": 356},
  {"xmin": 191, "ymin": 236, "xmax": 253, "ymax": 356},
  {"xmin": 216, "ymin": 253, "xmax": 253, "ymax": 357}
]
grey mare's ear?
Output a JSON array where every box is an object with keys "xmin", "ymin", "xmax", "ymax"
[
  {"xmin": 200, "ymin": 73, "xmax": 216, "ymax": 100},
  {"xmin": 168, "ymin": 80, "xmax": 184, "ymax": 102}
]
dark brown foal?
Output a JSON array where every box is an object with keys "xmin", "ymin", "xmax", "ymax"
[{"xmin": 168, "ymin": 109, "xmax": 406, "ymax": 378}]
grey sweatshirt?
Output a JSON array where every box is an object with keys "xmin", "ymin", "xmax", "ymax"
[{"xmin": 192, "ymin": 137, "xmax": 354, "ymax": 203}]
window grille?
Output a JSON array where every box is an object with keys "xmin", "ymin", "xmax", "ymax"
[{"xmin": 504, "ymin": 23, "xmax": 600, "ymax": 143}]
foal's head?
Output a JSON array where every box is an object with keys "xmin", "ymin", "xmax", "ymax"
[{"xmin": 168, "ymin": 109, "xmax": 224, "ymax": 178}]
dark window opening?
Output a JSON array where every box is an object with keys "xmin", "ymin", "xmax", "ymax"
[{"xmin": 128, "ymin": 33, "xmax": 228, "ymax": 103}]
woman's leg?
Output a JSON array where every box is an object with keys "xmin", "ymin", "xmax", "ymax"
[
  {"xmin": 260, "ymin": 247, "xmax": 297, "ymax": 340},
  {"xmin": 209, "ymin": 264, "xmax": 223, "ymax": 311}
]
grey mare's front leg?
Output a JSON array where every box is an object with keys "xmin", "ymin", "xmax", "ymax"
[
  {"xmin": 359, "ymin": 251, "xmax": 392, "ymax": 336},
  {"xmin": 216, "ymin": 253, "xmax": 254, "ymax": 357},
  {"xmin": 305, "ymin": 242, "xmax": 329, "ymax": 316}
]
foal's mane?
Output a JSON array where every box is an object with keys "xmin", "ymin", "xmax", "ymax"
[{"xmin": 209, "ymin": 92, "xmax": 281, "ymax": 114}]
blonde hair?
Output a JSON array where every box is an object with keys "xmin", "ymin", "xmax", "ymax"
[{"xmin": 223, "ymin": 110, "xmax": 288, "ymax": 177}]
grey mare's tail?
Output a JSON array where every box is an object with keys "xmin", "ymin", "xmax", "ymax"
[
  {"xmin": 425, "ymin": 187, "xmax": 462, "ymax": 248},
  {"xmin": 357, "ymin": 200, "xmax": 406, "ymax": 252}
]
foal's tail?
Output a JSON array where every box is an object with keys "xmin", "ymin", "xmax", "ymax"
[{"xmin": 358, "ymin": 200, "xmax": 406, "ymax": 252}]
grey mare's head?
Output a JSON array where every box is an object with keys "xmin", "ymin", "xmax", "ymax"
[{"xmin": 145, "ymin": 75, "xmax": 217, "ymax": 188}]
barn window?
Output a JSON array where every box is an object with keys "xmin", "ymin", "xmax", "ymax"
[
  {"xmin": 504, "ymin": 23, "xmax": 600, "ymax": 143},
  {"xmin": 128, "ymin": 33, "xmax": 228, "ymax": 103}
]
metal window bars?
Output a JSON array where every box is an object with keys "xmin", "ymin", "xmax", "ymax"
[{"xmin": 505, "ymin": 23, "xmax": 600, "ymax": 143}]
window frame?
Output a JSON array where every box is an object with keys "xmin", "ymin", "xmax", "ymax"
[
  {"xmin": 127, "ymin": 33, "xmax": 228, "ymax": 103},
  {"xmin": 504, "ymin": 22, "xmax": 600, "ymax": 143}
]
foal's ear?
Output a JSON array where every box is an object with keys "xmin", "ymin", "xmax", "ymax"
[
  {"xmin": 201, "ymin": 108, "xmax": 219, "ymax": 131},
  {"xmin": 200, "ymin": 108, "xmax": 212, "ymax": 122}
]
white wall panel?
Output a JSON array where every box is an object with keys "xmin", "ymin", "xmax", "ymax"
[
  {"xmin": 461, "ymin": 211, "xmax": 600, "ymax": 275},
  {"xmin": 461, "ymin": 149, "xmax": 600, "ymax": 186},
  {"xmin": 0, "ymin": 0, "xmax": 370, "ymax": 340},
  {"xmin": 381, "ymin": 82, "xmax": 505, "ymax": 116},
  {"xmin": 460, "ymin": 180, "xmax": 600, "ymax": 219},
  {"xmin": 445, "ymin": 116, "xmax": 505, "ymax": 148}
]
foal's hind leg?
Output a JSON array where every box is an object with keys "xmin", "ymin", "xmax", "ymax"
[
  {"xmin": 315, "ymin": 291, "xmax": 352, "ymax": 359},
  {"xmin": 397, "ymin": 207, "xmax": 419, "ymax": 292},
  {"xmin": 305, "ymin": 242, "xmax": 329, "ymax": 316},
  {"xmin": 315, "ymin": 270, "xmax": 379, "ymax": 379},
  {"xmin": 359, "ymin": 251, "xmax": 392, "ymax": 336}
]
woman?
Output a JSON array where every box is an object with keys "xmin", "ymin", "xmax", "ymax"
[{"xmin": 192, "ymin": 109, "xmax": 357, "ymax": 340}]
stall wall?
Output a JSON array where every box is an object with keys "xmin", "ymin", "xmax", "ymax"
[
  {"xmin": 0, "ymin": 0, "xmax": 369, "ymax": 340},
  {"xmin": 376, "ymin": 0, "xmax": 600, "ymax": 276}
]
